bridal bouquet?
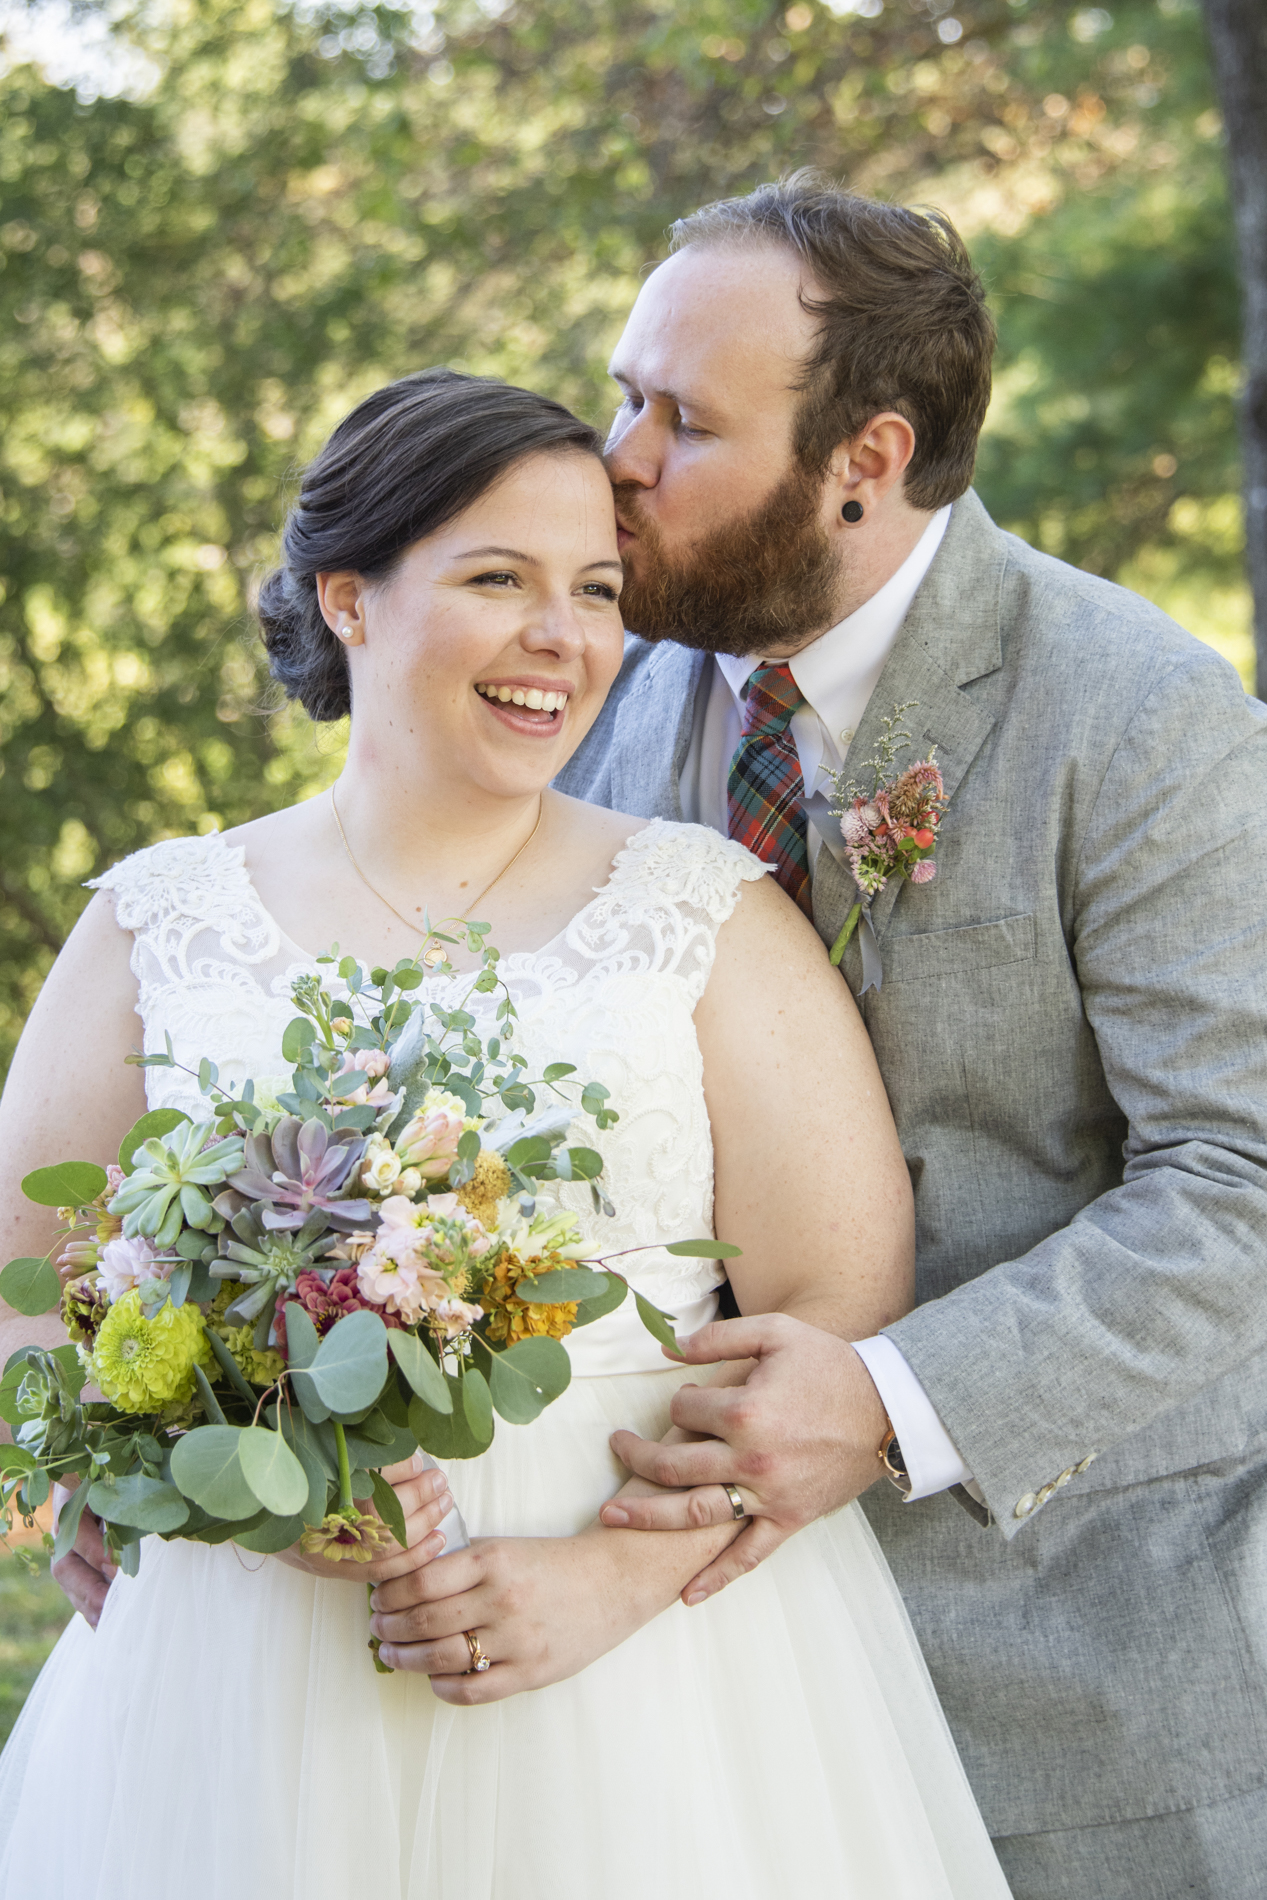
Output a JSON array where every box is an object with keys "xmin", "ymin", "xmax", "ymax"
[{"xmin": 0, "ymin": 919, "xmax": 726, "ymax": 1596}]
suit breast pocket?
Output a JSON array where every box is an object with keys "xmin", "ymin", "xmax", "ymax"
[{"xmin": 881, "ymin": 913, "xmax": 1036, "ymax": 984}]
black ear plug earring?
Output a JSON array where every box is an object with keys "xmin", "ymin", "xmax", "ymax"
[{"xmin": 841, "ymin": 500, "xmax": 864, "ymax": 523}]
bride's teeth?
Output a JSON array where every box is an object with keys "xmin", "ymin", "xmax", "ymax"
[
  {"xmin": 511, "ymin": 689, "xmax": 527, "ymax": 706},
  {"xmin": 524, "ymin": 688, "xmax": 544, "ymax": 710},
  {"xmin": 497, "ymin": 686, "xmax": 513, "ymax": 702}
]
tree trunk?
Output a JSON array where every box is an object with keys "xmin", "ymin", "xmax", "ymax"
[{"xmin": 1202, "ymin": 0, "xmax": 1267, "ymax": 694}]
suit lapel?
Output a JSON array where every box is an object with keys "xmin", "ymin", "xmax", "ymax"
[
  {"xmin": 609, "ymin": 642, "xmax": 705, "ymax": 821},
  {"xmin": 813, "ymin": 490, "xmax": 1007, "ymax": 952}
]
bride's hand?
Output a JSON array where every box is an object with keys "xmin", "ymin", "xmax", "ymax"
[
  {"xmin": 367, "ymin": 1509, "xmax": 736, "ymax": 1702},
  {"xmin": 51, "ymin": 1484, "xmax": 117, "ymax": 1629},
  {"xmin": 275, "ymin": 1453, "xmax": 455, "ymax": 1584}
]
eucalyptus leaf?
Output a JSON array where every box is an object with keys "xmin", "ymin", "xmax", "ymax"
[
  {"xmin": 487, "ymin": 1336, "xmax": 571, "ymax": 1425},
  {"xmin": 281, "ymin": 1016, "xmax": 316, "ymax": 1064},
  {"xmin": 568, "ymin": 1274, "xmax": 629, "ymax": 1330},
  {"xmin": 387, "ymin": 1330, "xmax": 452, "ymax": 1413},
  {"xmin": 52, "ymin": 1480, "xmax": 91, "ymax": 1564},
  {"xmin": 282, "ymin": 1299, "xmax": 320, "ymax": 1371},
  {"xmin": 408, "ymin": 1385, "xmax": 486, "ymax": 1460},
  {"xmin": 662, "ymin": 1239, "xmax": 744, "ymax": 1259},
  {"xmin": 192, "ymin": 1362, "xmax": 228, "ymax": 1426},
  {"xmin": 20, "ymin": 1162, "xmax": 109, "ymax": 1209},
  {"xmin": 232, "ymin": 1512, "xmax": 306, "ymax": 1553},
  {"xmin": 514, "ymin": 1266, "xmax": 609, "ymax": 1304},
  {"xmin": 634, "ymin": 1292, "xmax": 683, "ymax": 1360},
  {"xmin": 237, "ymin": 1426, "xmax": 309, "ymax": 1516},
  {"xmin": 306, "ymin": 1308, "xmax": 388, "ymax": 1413},
  {"xmin": 118, "ymin": 1108, "xmax": 189, "ymax": 1174},
  {"xmin": 170, "ymin": 1426, "xmax": 258, "ymax": 1521},
  {"xmin": 342, "ymin": 1415, "xmax": 417, "ymax": 1471},
  {"xmin": 369, "ymin": 1468, "xmax": 408, "ymax": 1549},
  {"xmin": 0, "ymin": 1255, "xmax": 61, "ymax": 1316},
  {"xmin": 460, "ymin": 1368, "xmax": 494, "ymax": 1447},
  {"xmin": 87, "ymin": 1473, "xmax": 189, "ymax": 1533},
  {"xmin": 116, "ymin": 1538, "xmax": 141, "ymax": 1578},
  {"xmin": 185, "ymin": 1510, "xmax": 268, "ymax": 1546}
]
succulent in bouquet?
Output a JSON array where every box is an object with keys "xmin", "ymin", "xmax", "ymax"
[{"xmin": 0, "ymin": 918, "xmax": 736, "ymax": 1645}]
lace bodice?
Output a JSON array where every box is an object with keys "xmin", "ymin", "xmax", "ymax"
[{"xmin": 90, "ymin": 821, "xmax": 767, "ymax": 1375}]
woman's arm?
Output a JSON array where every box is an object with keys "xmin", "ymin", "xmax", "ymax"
[
  {"xmin": 0, "ymin": 891, "xmax": 149, "ymax": 1369},
  {"xmin": 698, "ymin": 867, "xmax": 914, "ymax": 1337}
]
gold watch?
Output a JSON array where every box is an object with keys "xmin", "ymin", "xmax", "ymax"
[{"xmin": 878, "ymin": 1425, "xmax": 913, "ymax": 1499}]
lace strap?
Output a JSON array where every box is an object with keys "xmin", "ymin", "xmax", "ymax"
[
  {"xmin": 87, "ymin": 832, "xmax": 283, "ymax": 970},
  {"xmin": 604, "ymin": 819, "xmax": 770, "ymax": 925}
]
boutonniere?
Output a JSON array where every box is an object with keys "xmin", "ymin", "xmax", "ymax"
[{"xmin": 825, "ymin": 702, "xmax": 947, "ymax": 992}]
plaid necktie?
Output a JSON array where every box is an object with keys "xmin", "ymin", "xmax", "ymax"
[{"xmin": 726, "ymin": 662, "xmax": 812, "ymax": 916}]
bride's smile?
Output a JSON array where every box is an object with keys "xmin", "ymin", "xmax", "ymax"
[{"xmin": 318, "ymin": 447, "xmax": 626, "ymax": 811}]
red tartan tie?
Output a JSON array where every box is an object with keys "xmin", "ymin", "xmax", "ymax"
[{"xmin": 726, "ymin": 663, "xmax": 812, "ymax": 916}]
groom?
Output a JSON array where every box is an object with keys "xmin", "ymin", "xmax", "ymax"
[{"xmin": 556, "ymin": 176, "xmax": 1267, "ymax": 1898}]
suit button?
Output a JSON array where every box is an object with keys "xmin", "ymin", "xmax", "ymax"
[
  {"xmin": 1055, "ymin": 1468, "xmax": 1075, "ymax": 1487},
  {"xmin": 1037, "ymin": 1483, "xmax": 1056, "ymax": 1503},
  {"xmin": 1075, "ymin": 1453, "xmax": 1098, "ymax": 1474},
  {"xmin": 1014, "ymin": 1493, "xmax": 1038, "ymax": 1518}
]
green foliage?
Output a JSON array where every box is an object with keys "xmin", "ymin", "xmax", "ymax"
[
  {"xmin": 0, "ymin": 0, "xmax": 1249, "ymax": 1086},
  {"xmin": 0, "ymin": 1556, "xmax": 74, "ymax": 1748}
]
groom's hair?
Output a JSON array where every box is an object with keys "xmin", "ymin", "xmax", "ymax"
[{"xmin": 669, "ymin": 172, "xmax": 995, "ymax": 512}]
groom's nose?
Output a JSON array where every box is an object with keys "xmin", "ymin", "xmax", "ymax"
[{"xmin": 604, "ymin": 407, "xmax": 661, "ymax": 492}]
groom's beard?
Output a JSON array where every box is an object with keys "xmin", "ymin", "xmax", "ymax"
[{"xmin": 611, "ymin": 463, "xmax": 844, "ymax": 657}]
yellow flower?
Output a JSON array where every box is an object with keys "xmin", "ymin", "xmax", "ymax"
[
  {"xmin": 90, "ymin": 1287, "xmax": 214, "ymax": 1413},
  {"xmin": 456, "ymin": 1149, "xmax": 512, "ymax": 1230},
  {"xmin": 479, "ymin": 1250, "xmax": 580, "ymax": 1346},
  {"xmin": 299, "ymin": 1511, "xmax": 395, "ymax": 1563}
]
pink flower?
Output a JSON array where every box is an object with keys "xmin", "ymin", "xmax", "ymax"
[
  {"xmin": 356, "ymin": 1248, "xmax": 451, "ymax": 1325},
  {"xmin": 909, "ymin": 859, "xmax": 937, "ymax": 885},
  {"xmin": 858, "ymin": 802, "xmax": 882, "ymax": 831},
  {"xmin": 842, "ymin": 807, "xmax": 871, "ymax": 849},
  {"xmin": 104, "ymin": 1164, "xmax": 126, "ymax": 1197},
  {"xmin": 274, "ymin": 1266, "xmax": 403, "ymax": 1355},
  {"xmin": 394, "ymin": 1094, "xmax": 468, "ymax": 1180},
  {"xmin": 98, "ymin": 1234, "xmax": 165, "ymax": 1302},
  {"xmin": 334, "ymin": 1051, "xmax": 393, "ymax": 1108}
]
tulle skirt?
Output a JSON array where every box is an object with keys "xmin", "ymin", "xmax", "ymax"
[{"xmin": 0, "ymin": 1366, "xmax": 1009, "ymax": 1899}]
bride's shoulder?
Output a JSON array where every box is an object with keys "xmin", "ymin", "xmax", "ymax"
[
  {"xmin": 605, "ymin": 818, "xmax": 770, "ymax": 922},
  {"xmin": 87, "ymin": 828, "xmax": 252, "ymax": 931}
]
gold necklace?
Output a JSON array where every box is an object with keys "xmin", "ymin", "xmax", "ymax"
[{"xmin": 329, "ymin": 785, "xmax": 544, "ymax": 967}]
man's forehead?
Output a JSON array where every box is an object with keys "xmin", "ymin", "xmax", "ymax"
[{"xmin": 608, "ymin": 242, "xmax": 818, "ymax": 401}]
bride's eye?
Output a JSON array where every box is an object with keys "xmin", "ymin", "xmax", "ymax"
[
  {"xmin": 469, "ymin": 570, "xmax": 520, "ymax": 589},
  {"xmin": 580, "ymin": 582, "xmax": 620, "ymax": 601}
]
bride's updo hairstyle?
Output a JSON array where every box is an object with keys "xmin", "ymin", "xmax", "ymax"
[{"xmin": 258, "ymin": 368, "xmax": 603, "ymax": 722}]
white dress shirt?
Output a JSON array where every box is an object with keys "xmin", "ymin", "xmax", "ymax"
[{"xmin": 678, "ymin": 505, "xmax": 976, "ymax": 1501}]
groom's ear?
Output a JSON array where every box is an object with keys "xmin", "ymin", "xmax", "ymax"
[{"xmin": 827, "ymin": 413, "xmax": 918, "ymax": 523}]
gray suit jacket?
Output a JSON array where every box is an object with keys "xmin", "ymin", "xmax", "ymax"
[{"xmin": 556, "ymin": 490, "xmax": 1267, "ymax": 1839}]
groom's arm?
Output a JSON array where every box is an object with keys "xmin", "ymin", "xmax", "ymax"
[
  {"xmin": 884, "ymin": 649, "xmax": 1267, "ymax": 1534},
  {"xmin": 605, "ymin": 648, "xmax": 1267, "ymax": 1573}
]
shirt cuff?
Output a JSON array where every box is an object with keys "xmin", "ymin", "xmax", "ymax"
[{"xmin": 853, "ymin": 1333, "xmax": 975, "ymax": 1501}]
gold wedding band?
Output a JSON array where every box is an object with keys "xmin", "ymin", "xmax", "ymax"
[
  {"xmin": 721, "ymin": 1482, "xmax": 747, "ymax": 1522},
  {"xmin": 463, "ymin": 1629, "xmax": 491, "ymax": 1674}
]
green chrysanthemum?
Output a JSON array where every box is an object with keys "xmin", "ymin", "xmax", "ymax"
[
  {"xmin": 90, "ymin": 1287, "xmax": 213, "ymax": 1413},
  {"xmin": 213, "ymin": 1322, "xmax": 284, "ymax": 1388}
]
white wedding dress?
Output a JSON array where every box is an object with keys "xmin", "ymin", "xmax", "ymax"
[{"xmin": 0, "ymin": 821, "xmax": 1011, "ymax": 1899}]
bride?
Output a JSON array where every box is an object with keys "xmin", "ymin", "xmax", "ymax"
[{"xmin": 0, "ymin": 368, "xmax": 1009, "ymax": 1898}]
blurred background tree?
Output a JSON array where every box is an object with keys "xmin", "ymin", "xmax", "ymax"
[{"xmin": 0, "ymin": 0, "xmax": 1253, "ymax": 1080}]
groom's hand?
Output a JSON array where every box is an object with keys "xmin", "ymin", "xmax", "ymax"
[{"xmin": 600, "ymin": 1315, "xmax": 888, "ymax": 1601}]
